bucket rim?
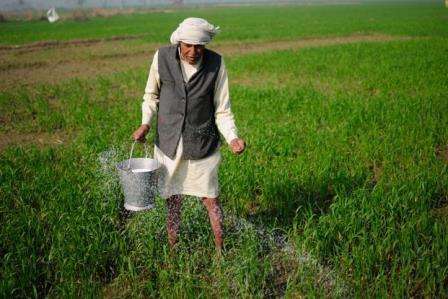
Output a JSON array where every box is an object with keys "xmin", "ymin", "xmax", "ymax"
[
  {"xmin": 116, "ymin": 157, "xmax": 161, "ymax": 172},
  {"xmin": 124, "ymin": 202, "xmax": 155, "ymax": 211}
]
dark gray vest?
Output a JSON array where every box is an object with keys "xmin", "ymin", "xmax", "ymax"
[{"xmin": 155, "ymin": 45, "xmax": 221, "ymax": 160}]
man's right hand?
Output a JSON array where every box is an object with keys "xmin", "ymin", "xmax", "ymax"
[{"xmin": 132, "ymin": 124, "xmax": 150, "ymax": 142}]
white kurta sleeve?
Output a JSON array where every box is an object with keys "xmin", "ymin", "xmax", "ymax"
[
  {"xmin": 214, "ymin": 57, "xmax": 239, "ymax": 144},
  {"xmin": 142, "ymin": 51, "xmax": 160, "ymax": 125}
]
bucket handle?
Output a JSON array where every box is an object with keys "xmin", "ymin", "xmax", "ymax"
[{"xmin": 127, "ymin": 140, "xmax": 150, "ymax": 170}]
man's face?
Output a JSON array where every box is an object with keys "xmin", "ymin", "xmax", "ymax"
[{"xmin": 179, "ymin": 42, "xmax": 205, "ymax": 65}]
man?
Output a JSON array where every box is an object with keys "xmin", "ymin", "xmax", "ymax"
[{"xmin": 132, "ymin": 17, "xmax": 245, "ymax": 254}]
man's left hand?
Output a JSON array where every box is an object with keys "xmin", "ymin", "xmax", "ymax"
[{"xmin": 230, "ymin": 138, "xmax": 246, "ymax": 155}]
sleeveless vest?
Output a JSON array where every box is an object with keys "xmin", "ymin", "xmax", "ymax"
[{"xmin": 155, "ymin": 45, "xmax": 221, "ymax": 160}]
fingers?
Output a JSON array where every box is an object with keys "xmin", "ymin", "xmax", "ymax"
[
  {"xmin": 132, "ymin": 131, "xmax": 145, "ymax": 142},
  {"xmin": 132, "ymin": 125, "xmax": 150, "ymax": 142},
  {"xmin": 233, "ymin": 143, "xmax": 242, "ymax": 154},
  {"xmin": 234, "ymin": 144, "xmax": 245, "ymax": 154},
  {"xmin": 230, "ymin": 139, "xmax": 246, "ymax": 155}
]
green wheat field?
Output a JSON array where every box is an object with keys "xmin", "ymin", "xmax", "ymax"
[{"xmin": 1, "ymin": 2, "xmax": 447, "ymax": 297}]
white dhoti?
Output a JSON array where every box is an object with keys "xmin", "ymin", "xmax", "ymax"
[
  {"xmin": 141, "ymin": 49, "xmax": 238, "ymax": 199},
  {"xmin": 155, "ymin": 137, "xmax": 221, "ymax": 198}
]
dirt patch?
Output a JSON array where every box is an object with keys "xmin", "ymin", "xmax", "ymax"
[
  {"xmin": 432, "ymin": 204, "xmax": 448, "ymax": 219},
  {"xmin": 0, "ymin": 131, "xmax": 74, "ymax": 151},
  {"xmin": 432, "ymin": 194, "xmax": 448, "ymax": 223},
  {"xmin": 213, "ymin": 33, "xmax": 412, "ymax": 56},
  {"xmin": 0, "ymin": 34, "xmax": 145, "ymax": 51},
  {"xmin": 0, "ymin": 34, "xmax": 413, "ymax": 92},
  {"xmin": 435, "ymin": 145, "xmax": 448, "ymax": 164},
  {"xmin": 368, "ymin": 161, "xmax": 383, "ymax": 187},
  {"xmin": 1, "ymin": 60, "xmax": 48, "ymax": 71}
]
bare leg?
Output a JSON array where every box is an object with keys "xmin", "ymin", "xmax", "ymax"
[
  {"xmin": 202, "ymin": 197, "xmax": 224, "ymax": 254},
  {"xmin": 166, "ymin": 195, "xmax": 183, "ymax": 249}
]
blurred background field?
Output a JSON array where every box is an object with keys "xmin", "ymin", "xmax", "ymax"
[
  {"xmin": 1, "ymin": 3, "xmax": 448, "ymax": 44},
  {"xmin": 1, "ymin": 1, "xmax": 447, "ymax": 297}
]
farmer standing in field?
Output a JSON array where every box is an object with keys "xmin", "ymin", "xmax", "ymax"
[{"xmin": 132, "ymin": 17, "xmax": 245, "ymax": 255}]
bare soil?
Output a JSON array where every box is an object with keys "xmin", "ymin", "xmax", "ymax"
[
  {"xmin": 0, "ymin": 34, "xmax": 412, "ymax": 92},
  {"xmin": 435, "ymin": 145, "xmax": 448, "ymax": 164},
  {"xmin": 0, "ymin": 34, "xmax": 145, "ymax": 51},
  {"xmin": 0, "ymin": 131, "xmax": 73, "ymax": 151}
]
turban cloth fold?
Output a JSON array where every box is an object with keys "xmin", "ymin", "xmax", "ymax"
[{"xmin": 170, "ymin": 17, "xmax": 220, "ymax": 45}]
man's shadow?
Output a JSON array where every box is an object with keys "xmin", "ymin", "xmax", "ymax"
[{"xmin": 243, "ymin": 172, "xmax": 367, "ymax": 229}]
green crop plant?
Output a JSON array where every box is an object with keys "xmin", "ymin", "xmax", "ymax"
[{"xmin": 1, "ymin": 3, "xmax": 448, "ymax": 297}]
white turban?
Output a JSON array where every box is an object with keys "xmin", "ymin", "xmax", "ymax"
[{"xmin": 170, "ymin": 17, "xmax": 220, "ymax": 45}]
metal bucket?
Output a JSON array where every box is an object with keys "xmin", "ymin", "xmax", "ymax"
[{"xmin": 116, "ymin": 141, "xmax": 160, "ymax": 211}]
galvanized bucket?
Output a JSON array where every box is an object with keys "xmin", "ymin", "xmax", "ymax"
[{"xmin": 116, "ymin": 141, "xmax": 160, "ymax": 211}]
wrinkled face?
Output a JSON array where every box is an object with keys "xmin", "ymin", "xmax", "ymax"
[{"xmin": 179, "ymin": 42, "xmax": 205, "ymax": 65}]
